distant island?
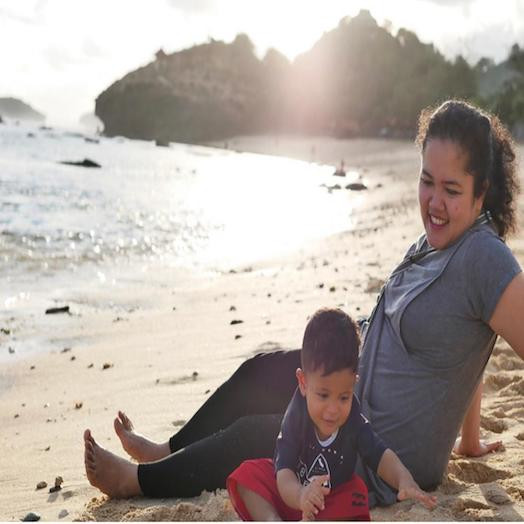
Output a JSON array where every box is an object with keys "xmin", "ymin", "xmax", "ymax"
[
  {"xmin": 95, "ymin": 9, "xmax": 524, "ymax": 144},
  {"xmin": 0, "ymin": 97, "xmax": 45, "ymax": 122}
]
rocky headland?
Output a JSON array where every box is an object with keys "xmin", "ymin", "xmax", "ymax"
[{"xmin": 95, "ymin": 10, "xmax": 524, "ymax": 144}]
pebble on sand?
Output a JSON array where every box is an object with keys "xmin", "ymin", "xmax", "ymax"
[
  {"xmin": 49, "ymin": 476, "xmax": 63, "ymax": 493},
  {"xmin": 75, "ymin": 402, "xmax": 83, "ymax": 409},
  {"xmin": 36, "ymin": 481, "xmax": 47, "ymax": 490},
  {"xmin": 45, "ymin": 306, "xmax": 70, "ymax": 315},
  {"xmin": 22, "ymin": 512, "xmax": 40, "ymax": 521},
  {"xmin": 102, "ymin": 362, "xmax": 113, "ymax": 370},
  {"xmin": 230, "ymin": 319, "xmax": 243, "ymax": 325}
]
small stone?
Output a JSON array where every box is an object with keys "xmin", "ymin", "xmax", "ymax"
[
  {"xmin": 229, "ymin": 305, "xmax": 236, "ymax": 311},
  {"xmin": 58, "ymin": 509, "xmax": 69, "ymax": 519},
  {"xmin": 102, "ymin": 362, "xmax": 113, "ymax": 370},
  {"xmin": 87, "ymin": 363, "xmax": 93, "ymax": 368},
  {"xmin": 346, "ymin": 182, "xmax": 368, "ymax": 191},
  {"xmin": 205, "ymin": 389, "xmax": 210, "ymax": 394},
  {"xmin": 14, "ymin": 413, "xmax": 19, "ymax": 418},
  {"xmin": 8, "ymin": 346, "xmax": 15, "ymax": 354},
  {"xmin": 45, "ymin": 305, "xmax": 70, "ymax": 315},
  {"xmin": 192, "ymin": 371, "xmax": 198, "ymax": 380},
  {"xmin": 49, "ymin": 476, "xmax": 63, "ymax": 493},
  {"xmin": 317, "ymin": 283, "xmax": 324, "ymax": 289},
  {"xmin": 61, "ymin": 347, "xmax": 71, "ymax": 353},
  {"xmin": 230, "ymin": 319, "xmax": 243, "ymax": 325},
  {"xmin": 22, "ymin": 512, "xmax": 40, "ymax": 521},
  {"xmin": 44, "ymin": 403, "xmax": 50, "ymax": 408},
  {"xmin": 235, "ymin": 334, "xmax": 242, "ymax": 340},
  {"xmin": 30, "ymin": 365, "xmax": 35, "ymax": 370},
  {"xmin": 70, "ymin": 355, "xmax": 76, "ymax": 361},
  {"xmin": 266, "ymin": 320, "xmax": 271, "ymax": 325},
  {"xmin": 36, "ymin": 481, "xmax": 47, "ymax": 490},
  {"xmin": 75, "ymin": 402, "xmax": 83, "ymax": 409},
  {"xmin": 45, "ymin": 446, "xmax": 51, "ymax": 451}
]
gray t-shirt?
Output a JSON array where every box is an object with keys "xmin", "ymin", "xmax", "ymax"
[{"xmin": 355, "ymin": 220, "xmax": 521, "ymax": 505}]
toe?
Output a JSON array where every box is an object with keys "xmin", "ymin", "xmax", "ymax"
[{"xmin": 120, "ymin": 411, "xmax": 133, "ymax": 430}]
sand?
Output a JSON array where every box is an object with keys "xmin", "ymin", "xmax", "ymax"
[{"xmin": 1, "ymin": 134, "xmax": 524, "ymax": 521}]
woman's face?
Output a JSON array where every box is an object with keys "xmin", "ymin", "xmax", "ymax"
[{"xmin": 419, "ymin": 138, "xmax": 485, "ymax": 250}]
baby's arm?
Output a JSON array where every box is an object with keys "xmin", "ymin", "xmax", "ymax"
[
  {"xmin": 377, "ymin": 449, "xmax": 437, "ymax": 508},
  {"xmin": 276, "ymin": 469, "xmax": 329, "ymax": 519}
]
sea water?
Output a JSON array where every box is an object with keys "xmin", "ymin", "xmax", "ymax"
[{"xmin": 0, "ymin": 122, "xmax": 363, "ymax": 360}]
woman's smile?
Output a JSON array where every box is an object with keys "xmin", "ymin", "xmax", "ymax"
[{"xmin": 419, "ymin": 139, "xmax": 485, "ymax": 250}]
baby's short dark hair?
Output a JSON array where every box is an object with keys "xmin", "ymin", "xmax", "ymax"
[{"xmin": 301, "ymin": 308, "xmax": 360, "ymax": 375}]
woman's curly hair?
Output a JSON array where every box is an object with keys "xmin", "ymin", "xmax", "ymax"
[{"xmin": 416, "ymin": 99, "xmax": 520, "ymax": 238}]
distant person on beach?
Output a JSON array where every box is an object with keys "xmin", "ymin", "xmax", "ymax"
[
  {"xmin": 227, "ymin": 308, "xmax": 436, "ymax": 521},
  {"xmin": 84, "ymin": 99, "xmax": 524, "ymax": 510}
]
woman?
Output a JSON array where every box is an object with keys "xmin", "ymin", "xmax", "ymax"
[{"xmin": 84, "ymin": 99, "xmax": 524, "ymax": 506}]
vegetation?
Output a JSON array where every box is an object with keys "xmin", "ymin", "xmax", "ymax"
[{"xmin": 96, "ymin": 10, "xmax": 524, "ymax": 143}]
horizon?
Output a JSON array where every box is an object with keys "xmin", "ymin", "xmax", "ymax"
[{"xmin": 1, "ymin": 0, "xmax": 523, "ymax": 127}]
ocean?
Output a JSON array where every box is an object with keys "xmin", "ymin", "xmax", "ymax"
[{"xmin": 1, "ymin": 122, "xmax": 364, "ymax": 360}]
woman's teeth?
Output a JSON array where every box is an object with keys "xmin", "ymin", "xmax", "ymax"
[{"xmin": 430, "ymin": 215, "xmax": 447, "ymax": 226}]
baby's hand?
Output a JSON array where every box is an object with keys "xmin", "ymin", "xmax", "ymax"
[
  {"xmin": 397, "ymin": 480, "xmax": 437, "ymax": 509},
  {"xmin": 299, "ymin": 475, "xmax": 330, "ymax": 520}
]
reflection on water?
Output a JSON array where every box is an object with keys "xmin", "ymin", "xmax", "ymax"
[{"xmin": 1, "ymin": 124, "xmax": 362, "ymax": 280}]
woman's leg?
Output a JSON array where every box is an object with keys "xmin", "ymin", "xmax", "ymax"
[
  {"xmin": 113, "ymin": 350, "xmax": 300, "ymax": 462},
  {"xmin": 168, "ymin": 349, "xmax": 300, "ymax": 452},
  {"xmin": 138, "ymin": 414, "xmax": 283, "ymax": 498}
]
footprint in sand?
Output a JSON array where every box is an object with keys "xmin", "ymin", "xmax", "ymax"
[
  {"xmin": 483, "ymin": 484, "xmax": 513, "ymax": 506},
  {"xmin": 505, "ymin": 484, "xmax": 524, "ymax": 501},
  {"xmin": 452, "ymin": 497, "xmax": 491, "ymax": 512},
  {"xmin": 491, "ymin": 353, "xmax": 524, "ymax": 371},
  {"xmin": 480, "ymin": 414, "xmax": 508, "ymax": 433},
  {"xmin": 485, "ymin": 373, "xmax": 518, "ymax": 391},
  {"xmin": 447, "ymin": 460, "xmax": 512, "ymax": 484},
  {"xmin": 440, "ymin": 473, "xmax": 468, "ymax": 495}
]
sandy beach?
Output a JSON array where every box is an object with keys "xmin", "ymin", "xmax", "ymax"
[{"xmin": 1, "ymin": 135, "xmax": 524, "ymax": 521}]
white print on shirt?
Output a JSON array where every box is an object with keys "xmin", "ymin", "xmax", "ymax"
[{"xmin": 306, "ymin": 453, "xmax": 332, "ymax": 488}]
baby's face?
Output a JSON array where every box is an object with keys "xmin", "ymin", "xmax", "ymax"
[{"xmin": 297, "ymin": 367, "xmax": 357, "ymax": 441}]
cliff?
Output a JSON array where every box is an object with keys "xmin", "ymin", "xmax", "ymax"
[{"xmin": 96, "ymin": 34, "xmax": 266, "ymax": 143}]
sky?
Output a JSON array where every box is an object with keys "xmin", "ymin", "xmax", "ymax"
[{"xmin": 1, "ymin": 0, "xmax": 523, "ymax": 127}]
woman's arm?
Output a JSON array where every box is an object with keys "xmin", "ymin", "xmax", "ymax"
[
  {"xmin": 455, "ymin": 272, "xmax": 524, "ymax": 457},
  {"xmin": 489, "ymin": 272, "xmax": 524, "ymax": 359},
  {"xmin": 453, "ymin": 382, "xmax": 502, "ymax": 456}
]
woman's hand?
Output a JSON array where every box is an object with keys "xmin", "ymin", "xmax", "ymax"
[{"xmin": 453, "ymin": 436, "xmax": 502, "ymax": 457}]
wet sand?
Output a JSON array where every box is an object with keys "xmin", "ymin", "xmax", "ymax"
[{"xmin": 1, "ymin": 135, "xmax": 524, "ymax": 521}]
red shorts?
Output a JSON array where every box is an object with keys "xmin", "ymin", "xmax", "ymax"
[{"xmin": 227, "ymin": 458, "xmax": 370, "ymax": 521}]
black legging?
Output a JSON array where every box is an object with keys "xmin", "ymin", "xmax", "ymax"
[{"xmin": 137, "ymin": 350, "xmax": 301, "ymax": 497}]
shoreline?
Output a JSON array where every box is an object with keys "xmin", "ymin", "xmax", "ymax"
[{"xmin": 1, "ymin": 136, "xmax": 524, "ymax": 521}]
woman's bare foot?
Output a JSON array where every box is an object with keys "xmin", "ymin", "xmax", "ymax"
[
  {"xmin": 84, "ymin": 429, "xmax": 142, "ymax": 498},
  {"xmin": 114, "ymin": 411, "xmax": 171, "ymax": 462}
]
